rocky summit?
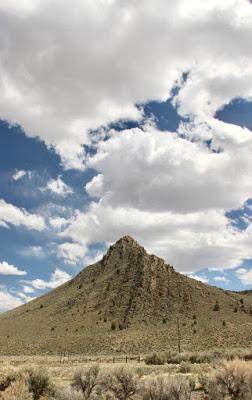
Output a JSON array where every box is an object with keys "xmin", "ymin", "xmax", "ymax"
[{"xmin": 0, "ymin": 236, "xmax": 251, "ymax": 355}]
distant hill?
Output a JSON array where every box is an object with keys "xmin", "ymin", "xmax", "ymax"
[
  {"xmin": 237, "ymin": 290, "xmax": 252, "ymax": 295},
  {"xmin": 0, "ymin": 236, "xmax": 252, "ymax": 355}
]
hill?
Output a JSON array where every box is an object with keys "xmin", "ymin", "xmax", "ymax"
[{"xmin": 0, "ymin": 236, "xmax": 252, "ymax": 355}]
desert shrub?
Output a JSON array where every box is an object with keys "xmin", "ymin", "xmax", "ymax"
[
  {"xmin": 0, "ymin": 376, "xmax": 33, "ymax": 400},
  {"xmin": 179, "ymin": 361, "xmax": 192, "ymax": 373},
  {"xmin": 145, "ymin": 353, "xmax": 166, "ymax": 365},
  {"xmin": 0, "ymin": 370, "xmax": 18, "ymax": 392},
  {"xmin": 207, "ymin": 380, "xmax": 226, "ymax": 400},
  {"xmin": 23, "ymin": 368, "xmax": 55, "ymax": 400},
  {"xmin": 242, "ymin": 349, "xmax": 252, "ymax": 361},
  {"xmin": 111, "ymin": 322, "xmax": 116, "ymax": 331},
  {"xmin": 142, "ymin": 376, "xmax": 191, "ymax": 400},
  {"xmin": 198, "ymin": 373, "xmax": 209, "ymax": 393},
  {"xmin": 188, "ymin": 376, "xmax": 196, "ymax": 392},
  {"xmin": 135, "ymin": 367, "xmax": 145, "ymax": 379},
  {"xmin": 0, "ymin": 368, "xmax": 54, "ymax": 400},
  {"xmin": 103, "ymin": 367, "xmax": 138, "ymax": 400},
  {"xmin": 210, "ymin": 361, "xmax": 252, "ymax": 400},
  {"xmin": 54, "ymin": 386, "xmax": 84, "ymax": 400},
  {"xmin": 165, "ymin": 350, "xmax": 179, "ymax": 364},
  {"xmin": 72, "ymin": 365, "xmax": 101, "ymax": 399}
]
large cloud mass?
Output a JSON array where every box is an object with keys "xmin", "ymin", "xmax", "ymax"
[
  {"xmin": 0, "ymin": 0, "xmax": 252, "ymax": 168},
  {"xmin": 86, "ymin": 124, "xmax": 252, "ymax": 213},
  {"xmin": 1, "ymin": 0, "xmax": 252, "ymax": 274}
]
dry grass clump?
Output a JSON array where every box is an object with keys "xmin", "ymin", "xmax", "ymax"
[{"xmin": 0, "ymin": 368, "xmax": 55, "ymax": 400}]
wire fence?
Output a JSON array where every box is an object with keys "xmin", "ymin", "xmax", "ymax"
[{"xmin": 59, "ymin": 351, "xmax": 143, "ymax": 364}]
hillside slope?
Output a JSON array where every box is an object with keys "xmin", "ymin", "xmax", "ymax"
[{"xmin": 0, "ymin": 236, "xmax": 251, "ymax": 355}]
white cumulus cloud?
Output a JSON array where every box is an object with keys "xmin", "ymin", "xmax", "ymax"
[
  {"xmin": 57, "ymin": 242, "xmax": 87, "ymax": 264},
  {"xmin": 62, "ymin": 201, "xmax": 252, "ymax": 272},
  {"xmin": 0, "ymin": 261, "xmax": 27, "ymax": 276},
  {"xmin": 86, "ymin": 124, "xmax": 252, "ymax": 213},
  {"xmin": 25, "ymin": 268, "xmax": 71, "ymax": 290},
  {"xmin": 0, "ymin": 199, "xmax": 45, "ymax": 231},
  {"xmin": 0, "ymin": 286, "xmax": 23, "ymax": 313},
  {"xmin": 0, "ymin": 0, "xmax": 252, "ymax": 168},
  {"xmin": 45, "ymin": 176, "xmax": 73, "ymax": 196}
]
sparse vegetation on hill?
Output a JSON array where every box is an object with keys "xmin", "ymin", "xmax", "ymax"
[{"xmin": 0, "ymin": 236, "xmax": 251, "ymax": 355}]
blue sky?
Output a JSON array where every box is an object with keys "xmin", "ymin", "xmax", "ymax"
[{"xmin": 0, "ymin": 0, "xmax": 252, "ymax": 312}]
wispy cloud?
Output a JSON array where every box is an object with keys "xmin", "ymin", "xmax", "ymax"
[
  {"xmin": 44, "ymin": 176, "xmax": 73, "ymax": 197},
  {"xmin": 188, "ymin": 274, "xmax": 209, "ymax": 284},
  {"xmin": 213, "ymin": 276, "xmax": 228, "ymax": 284},
  {"xmin": 12, "ymin": 169, "xmax": 33, "ymax": 181},
  {"xmin": 236, "ymin": 268, "xmax": 252, "ymax": 285}
]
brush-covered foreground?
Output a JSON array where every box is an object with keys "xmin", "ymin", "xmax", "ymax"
[{"xmin": 1, "ymin": 350, "xmax": 252, "ymax": 400}]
